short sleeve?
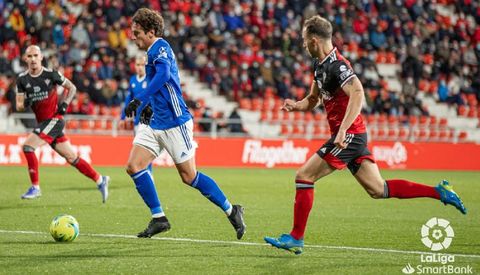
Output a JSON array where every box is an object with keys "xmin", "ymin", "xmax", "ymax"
[
  {"xmin": 333, "ymin": 60, "xmax": 356, "ymax": 87},
  {"xmin": 52, "ymin": 70, "xmax": 66, "ymax": 85},
  {"xmin": 15, "ymin": 79, "xmax": 25, "ymax": 94}
]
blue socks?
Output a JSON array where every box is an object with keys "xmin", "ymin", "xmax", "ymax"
[
  {"xmin": 131, "ymin": 169, "xmax": 163, "ymax": 216},
  {"xmin": 147, "ymin": 163, "xmax": 152, "ymax": 173},
  {"xmin": 191, "ymin": 172, "xmax": 232, "ymax": 214}
]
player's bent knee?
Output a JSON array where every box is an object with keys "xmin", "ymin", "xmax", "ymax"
[
  {"xmin": 23, "ymin": 145, "xmax": 35, "ymax": 152},
  {"xmin": 295, "ymin": 170, "xmax": 315, "ymax": 183},
  {"xmin": 366, "ymin": 183, "xmax": 385, "ymax": 199},
  {"xmin": 65, "ymin": 155, "xmax": 78, "ymax": 165},
  {"xmin": 126, "ymin": 162, "xmax": 143, "ymax": 175},
  {"xmin": 180, "ymin": 172, "xmax": 195, "ymax": 185}
]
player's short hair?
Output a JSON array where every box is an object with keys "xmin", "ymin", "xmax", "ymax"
[
  {"xmin": 135, "ymin": 54, "xmax": 146, "ymax": 62},
  {"xmin": 132, "ymin": 8, "xmax": 164, "ymax": 37},
  {"xmin": 303, "ymin": 15, "xmax": 332, "ymax": 40}
]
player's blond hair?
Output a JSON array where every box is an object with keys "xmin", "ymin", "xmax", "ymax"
[{"xmin": 303, "ymin": 15, "xmax": 332, "ymax": 40}]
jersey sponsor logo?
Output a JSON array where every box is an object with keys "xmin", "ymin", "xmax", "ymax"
[
  {"xmin": 242, "ymin": 139, "xmax": 309, "ymax": 168},
  {"xmin": 339, "ymin": 65, "xmax": 347, "ymax": 72}
]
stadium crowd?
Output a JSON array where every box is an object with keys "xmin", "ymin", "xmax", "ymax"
[{"xmin": 0, "ymin": 0, "xmax": 479, "ymax": 131}]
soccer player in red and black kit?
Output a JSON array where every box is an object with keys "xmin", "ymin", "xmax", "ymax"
[
  {"xmin": 264, "ymin": 16, "xmax": 466, "ymax": 254},
  {"xmin": 15, "ymin": 45, "xmax": 110, "ymax": 202}
]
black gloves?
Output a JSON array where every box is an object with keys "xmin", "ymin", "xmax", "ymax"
[
  {"xmin": 140, "ymin": 104, "xmax": 153, "ymax": 125},
  {"xmin": 57, "ymin": 102, "xmax": 68, "ymax": 115},
  {"xmin": 126, "ymin": 99, "xmax": 141, "ymax": 118}
]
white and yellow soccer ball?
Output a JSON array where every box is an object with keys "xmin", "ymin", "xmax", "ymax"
[{"xmin": 49, "ymin": 214, "xmax": 79, "ymax": 242}]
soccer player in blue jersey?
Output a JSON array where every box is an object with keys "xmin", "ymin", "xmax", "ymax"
[
  {"xmin": 125, "ymin": 8, "xmax": 246, "ymax": 239},
  {"xmin": 119, "ymin": 54, "xmax": 152, "ymax": 172}
]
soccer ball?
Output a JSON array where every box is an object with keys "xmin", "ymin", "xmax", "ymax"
[{"xmin": 49, "ymin": 214, "xmax": 79, "ymax": 242}]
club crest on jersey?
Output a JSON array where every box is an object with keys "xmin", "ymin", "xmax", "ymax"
[
  {"xmin": 142, "ymin": 81, "xmax": 147, "ymax": 88},
  {"xmin": 45, "ymin": 79, "xmax": 50, "ymax": 85},
  {"xmin": 131, "ymin": 83, "xmax": 136, "ymax": 88},
  {"xmin": 158, "ymin": 47, "xmax": 168, "ymax": 59}
]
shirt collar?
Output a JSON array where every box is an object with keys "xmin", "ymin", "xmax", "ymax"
[{"xmin": 147, "ymin": 38, "xmax": 162, "ymax": 53}]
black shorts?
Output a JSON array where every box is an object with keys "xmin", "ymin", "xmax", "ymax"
[
  {"xmin": 317, "ymin": 132, "xmax": 375, "ymax": 174},
  {"xmin": 33, "ymin": 117, "xmax": 68, "ymax": 147}
]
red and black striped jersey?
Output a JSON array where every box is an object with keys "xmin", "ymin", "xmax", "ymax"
[
  {"xmin": 16, "ymin": 67, "xmax": 66, "ymax": 123},
  {"xmin": 313, "ymin": 47, "xmax": 366, "ymax": 135}
]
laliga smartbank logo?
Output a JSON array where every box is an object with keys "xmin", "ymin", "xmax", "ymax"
[
  {"xmin": 401, "ymin": 218, "xmax": 473, "ymax": 274},
  {"xmin": 421, "ymin": 217, "xmax": 454, "ymax": 251}
]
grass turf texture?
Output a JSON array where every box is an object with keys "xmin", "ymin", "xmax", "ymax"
[{"xmin": 0, "ymin": 166, "xmax": 478, "ymax": 274}]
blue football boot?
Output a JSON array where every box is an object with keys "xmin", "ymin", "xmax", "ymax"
[
  {"xmin": 97, "ymin": 176, "xmax": 110, "ymax": 203},
  {"xmin": 21, "ymin": 186, "xmax": 41, "ymax": 199},
  {"xmin": 435, "ymin": 180, "xmax": 467, "ymax": 214},
  {"xmin": 264, "ymin": 233, "xmax": 304, "ymax": 255}
]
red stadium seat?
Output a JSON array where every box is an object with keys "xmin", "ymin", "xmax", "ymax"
[
  {"xmin": 409, "ymin": 116, "xmax": 418, "ymax": 126},
  {"xmin": 239, "ymin": 98, "xmax": 251, "ymax": 110},
  {"xmin": 292, "ymin": 125, "xmax": 305, "ymax": 135},
  {"xmin": 428, "ymin": 129, "xmax": 438, "ymax": 140},
  {"xmin": 457, "ymin": 105, "xmax": 467, "ymax": 116},
  {"xmin": 398, "ymin": 127, "xmax": 409, "ymax": 140},
  {"xmin": 260, "ymin": 111, "xmax": 269, "ymax": 121},
  {"xmin": 439, "ymin": 118, "xmax": 448, "ymax": 128},
  {"xmin": 280, "ymin": 125, "xmax": 291, "ymax": 135},
  {"xmin": 304, "ymin": 112, "xmax": 314, "ymax": 122},
  {"xmin": 387, "ymin": 128, "xmax": 397, "ymax": 139},
  {"xmin": 457, "ymin": 131, "xmax": 468, "ymax": 141}
]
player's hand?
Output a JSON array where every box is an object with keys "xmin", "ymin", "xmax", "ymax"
[
  {"xmin": 334, "ymin": 130, "xmax": 347, "ymax": 149},
  {"xmin": 56, "ymin": 102, "xmax": 68, "ymax": 115},
  {"xmin": 24, "ymin": 97, "xmax": 32, "ymax": 107},
  {"xmin": 281, "ymin": 99, "xmax": 297, "ymax": 112},
  {"xmin": 140, "ymin": 104, "xmax": 153, "ymax": 125},
  {"xmin": 126, "ymin": 99, "xmax": 141, "ymax": 118}
]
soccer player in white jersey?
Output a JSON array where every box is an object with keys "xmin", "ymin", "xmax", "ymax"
[{"xmin": 125, "ymin": 8, "xmax": 246, "ymax": 239}]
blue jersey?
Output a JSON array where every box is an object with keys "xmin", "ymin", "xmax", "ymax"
[
  {"xmin": 121, "ymin": 74, "xmax": 148, "ymax": 125},
  {"xmin": 143, "ymin": 38, "xmax": 192, "ymax": 130}
]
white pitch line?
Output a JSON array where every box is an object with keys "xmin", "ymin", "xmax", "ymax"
[{"xmin": 1, "ymin": 229, "xmax": 479, "ymax": 259}]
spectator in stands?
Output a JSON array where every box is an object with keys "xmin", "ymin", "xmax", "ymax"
[{"xmin": 227, "ymin": 108, "xmax": 246, "ymax": 134}]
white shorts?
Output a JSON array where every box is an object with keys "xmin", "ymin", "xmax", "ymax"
[{"xmin": 133, "ymin": 120, "xmax": 196, "ymax": 164}]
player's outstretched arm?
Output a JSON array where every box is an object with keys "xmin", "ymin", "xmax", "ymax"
[{"xmin": 281, "ymin": 82, "xmax": 320, "ymax": 112}]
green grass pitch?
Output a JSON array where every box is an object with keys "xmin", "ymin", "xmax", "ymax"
[{"xmin": 0, "ymin": 166, "xmax": 479, "ymax": 274}]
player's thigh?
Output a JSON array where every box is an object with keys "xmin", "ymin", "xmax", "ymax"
[
  {"xmin": 160, "ymin": 120, "xmax": 196, "ymax": 165},
  {"xmin": 128, "ymin": 125, "xmax": 161, "ymax": 174},
  {"xmin": 160, "ymin": 120, "xmax": 197, "ymax": 184},
  {"xmin": 53, "ymin": 140, "xmax": 78, "ymax": 163},
  {"xmin": 23, "ymin": 132, "xmax": 46, "ymax": 149},
  {"xmin": 126, "ymin": 144, "xmax": 157, "ymax": 174},
  {"xmin": 353, "ymin": 160, "xmax": 385, "ymax": 198},
  {"xmin": 296, "ymin": 153, "xmax": 335, "ymax": 182}
]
